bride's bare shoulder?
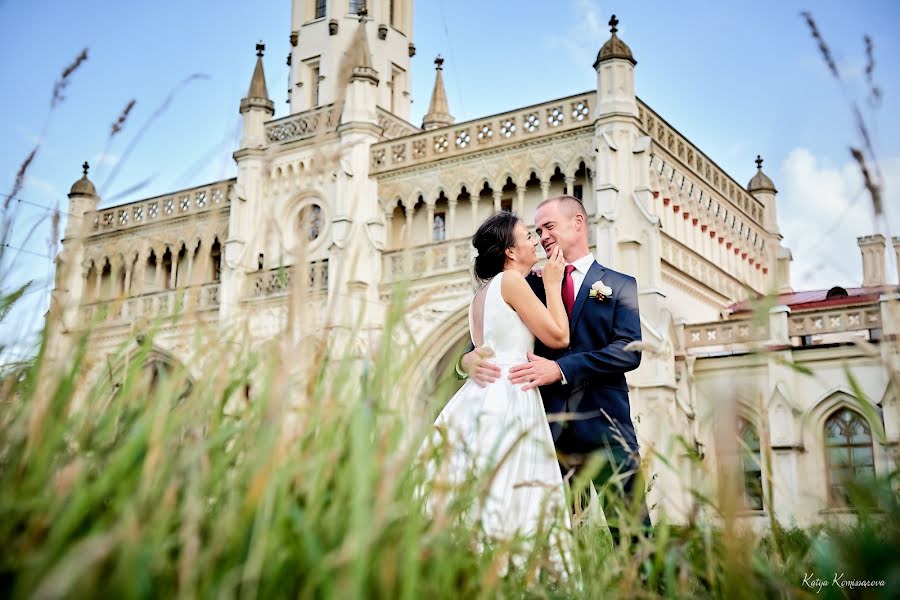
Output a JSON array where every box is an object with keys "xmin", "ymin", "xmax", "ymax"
[{"xmin": 499, "ymin": 269, "xmax": 531, "ymax": 300}]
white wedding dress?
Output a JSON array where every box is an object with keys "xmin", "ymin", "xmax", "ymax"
[{"xmin": 421, "ymin": 271, "xmax": 572, "ymax": 573}]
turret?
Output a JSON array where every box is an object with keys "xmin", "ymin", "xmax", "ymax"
[
  {"xmin": 65, "ymin": 161, "xmax": 99, "ymax": 238},
  {"xmin": 747, "ymin": 155, "xmax": 779, "ymax": 235},
  {"xmin": 593, "ymin": 15, "xmax": 637, "ymax": 118},
  {"xmin": 239, "ymin": 42, "xmax": 275, "ymax": 149},
  {"xmin": 340, "ymin": 11, "xmax": 380, "ymax": 125}
]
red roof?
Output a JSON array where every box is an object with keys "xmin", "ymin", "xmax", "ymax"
[{"xmin": 727, "ymin": 285, "xmax": 898, "ymax": 315}]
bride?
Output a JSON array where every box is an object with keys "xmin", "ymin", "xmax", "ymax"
[{"xmin": 420, "ymin": 210, "xmax": 573, "ymax": 573}]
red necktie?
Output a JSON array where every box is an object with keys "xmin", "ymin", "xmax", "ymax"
[{"xmin": 561, "ymin": 264, "xmax": 576, "ymax": 316}]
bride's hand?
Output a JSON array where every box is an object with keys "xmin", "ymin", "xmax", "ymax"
[{"xmin": 541, "ymin": 247, "xmax": 565, "ymax": 286}]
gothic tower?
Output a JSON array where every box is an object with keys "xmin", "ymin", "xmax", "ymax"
[{"xmin": 289, "ymin": 0, "xmax": 414, "ymax": 121}]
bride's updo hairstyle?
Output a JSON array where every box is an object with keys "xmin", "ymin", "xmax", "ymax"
[{"xmin": 472, "ymin": 211, "xmax": 520, "ymax": 282}]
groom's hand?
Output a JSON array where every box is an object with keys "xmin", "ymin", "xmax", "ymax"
[
  {"xmin": 509, "ymin": 352, "xmax": 563, "ymax": 391},
  {"xmin": 460, "ymin": 347, "xmax": 501, "ymax": 388}
]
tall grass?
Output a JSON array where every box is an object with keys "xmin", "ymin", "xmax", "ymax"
[{"xmin": 1, "ymin": 277, "xmax": 899, "ymax": 598}]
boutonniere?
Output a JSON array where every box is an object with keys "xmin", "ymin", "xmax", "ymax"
[{"xmin": 589, "ymin": 280, "xmax": 613, "ymax": 302}]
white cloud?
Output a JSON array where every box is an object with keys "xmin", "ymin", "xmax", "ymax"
[
  {"xmin": 92, "ymin": 153, "xmax": 120, "ymax": 166},
  {"xmin": 23, "ymin": 175, "xmax": 60, "ymax": 197},
  {"xmin": 543, "ymin": 0, "xmax": 605, "ymax": 66},
  {"xmin": 776, "ymin": 147, "xmax": 900, "ymax": 290}
]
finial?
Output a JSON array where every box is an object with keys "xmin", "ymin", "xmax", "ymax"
[
  {"xmin": 82, "ymin": 161, "xmax": 89, "ymax": 176},
  {"xmin": 434, "ymin": 55, "xmax": 444, "ymax": 70},
  {"xmin": 755, "ymin": 155, "xmax": 764, "ymax": 170},
  {"xmin": 256, "ymin": 41, "xmax": 265, "ymax": 57},
  {"xmin": 609, "ymin": 14, "xmax": 619, "ymax": 34}
]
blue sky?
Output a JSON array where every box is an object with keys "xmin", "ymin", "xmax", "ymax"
[{"xmin": 1, "ymin": 0, "xmax": 899, "ymax": 361}]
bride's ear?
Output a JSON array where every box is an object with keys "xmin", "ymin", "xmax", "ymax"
[{"xmin": 505, "ymin": 246, "xmax": 516, "ymax": 261}]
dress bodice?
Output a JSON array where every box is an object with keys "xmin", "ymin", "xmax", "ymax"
[{"xmin": 469, "ymin": 271, "xmax": 535, "ymax": 366}]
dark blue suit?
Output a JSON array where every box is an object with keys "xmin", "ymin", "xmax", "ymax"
[{"xmin": 526, "ymin": 261, "xmax": 642, "ymax": 455}]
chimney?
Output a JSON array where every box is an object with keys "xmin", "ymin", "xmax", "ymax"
[{"xmin": 857, "ymin": 234, "xmax": 886, "ymax": 287}]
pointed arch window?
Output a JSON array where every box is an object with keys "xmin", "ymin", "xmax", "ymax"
[
  {"xmin": 737, "ymin": 417, "xmax": 764, "ymax": 510},
  {"xmin": 825, "ymin": 408, "xmax": 875, "ymax": 505},
  {"xmin": 433, "ymin": 212, "xmax": 446, "ymax": 241}
]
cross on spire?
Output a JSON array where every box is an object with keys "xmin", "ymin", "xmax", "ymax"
[
  {"xmin": 609, "ymin": 14, "xmax": 619, "ymax": 34},
  {"xmin": 82, "ymin": 161, "xmax": 89, "ymax": 176},
  {"xmin": 755, "ymin": 155, "xmax": 764, "ymax": 170},
  {"xmin": 256, "ymin": 41, "xmax": 265, "ymax": 57},
  {"xmin": 434, "ymin": 55, "xmax": 444, "ymax": 69}
]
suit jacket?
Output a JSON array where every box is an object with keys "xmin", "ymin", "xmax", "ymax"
[{"xmin": 526, "ymin": 261, "xmax": 642, "ymax": 454}]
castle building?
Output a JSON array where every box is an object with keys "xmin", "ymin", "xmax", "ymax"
[{"xmin": 49, "ymin": 1, "xmax": 900, "ymax": 528}]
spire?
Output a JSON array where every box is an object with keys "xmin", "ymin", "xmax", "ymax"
[
  {"xmin": 346, "ymin": 11, "xmax": 379, "ymax": 85},
  {"xmin": 241, "ymin": 42, "xmax": 274, "ymax": 115},
  {"xmin": 748, "ymin": 154, "xmax": 777, "ymax": 193},
  {"xmin": 422, "ymin": 55, "xmax": 454, "ymax": 130},
  {"xmin": 594, "ymin": 14, "xmax": 636, "ymax": 68}
]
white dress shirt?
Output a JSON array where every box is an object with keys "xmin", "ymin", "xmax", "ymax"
[{"xmin": 566, "ymin": 252, "xmax": 595, "ymax": 301}]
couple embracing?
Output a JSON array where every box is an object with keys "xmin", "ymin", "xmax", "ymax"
[{"xmin": 421, "ymin": 194, "xmax": 651, "ymax": 561}]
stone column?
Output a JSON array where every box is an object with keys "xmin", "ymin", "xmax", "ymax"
[
  {"xmin": 186, "ymin": 246, "xmax": 195, "ymax": 287},
  {"xmin": 564, "ymin": 176, "xmax": 575, "ymax": 196},
  {"xmin": 154, "ymin": 248, "xmax": 165, "ymax": 290},
  {"xmin": 426, "ymin": 202, "xmax": 435, "ymax": 242},
  {"xmin": 471, "ymin": 195, "xmax": 480, "ymax": 229},
  {"xmin": 447, "ymin": 199, "xmax": 457, "ymax": 238},
  {"xmin": 492, "ymin": 190, "xmax": 502, "ymax": 213},
  {"xmin": 123, "ymin": 261, "xmax": 133, "ymax": 296},
  {"xmin": 405, "ymin": 206, "xmax": 414, "ymax": 244},
  {"xmin": 540, "ymin": 181, "xmax": 550, "ymax": 201},
  {"xmin": 385, "ymin": 212, "xmax": 394, "ymax": 247},
  {"xmin": 516, "ymin": 186, "xmax": 526, "ymax": 217}
]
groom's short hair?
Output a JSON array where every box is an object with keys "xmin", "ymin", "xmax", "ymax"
[{"xmin": 537, "ymin": 195, "xmax": 587, "ymax": 219}]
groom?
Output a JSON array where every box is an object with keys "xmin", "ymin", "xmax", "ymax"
[{"xmin": 459, "ymin": 195, "xmax": 650, "ymax": 544}]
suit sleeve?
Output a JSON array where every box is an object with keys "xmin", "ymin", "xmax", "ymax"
[{"xmin": 555, "ymin": 275, "xmax": 642, "ymax": 386}]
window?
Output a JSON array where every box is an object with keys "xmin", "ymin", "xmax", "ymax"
[
  {"xmin": 737, "ymin": 417, "xmax": 764, "ymax": 510},
  {"xmin": 390, "ymin": 64, "xmax": 405, "ymax": 114},
  {"xmin": 433, "ymin": 212, "xmax": 446, "ymax": 241},
  {"xmin": 389, "ymin": 0, "xmax": 395, "ymax": 26},
  {"xmin": 210, "ymin": 238, "xmax": 221, "ymax": 282},
  {"xmin": 310, "ymin": 64, "xmax": 320, "ymax": 106},
  {"xmin": 299, "ymin": 204, "xmax": 323, "ymax": 242},
  {"xmin": 573, "ymin": 184, "xmax": 583, "ymax": 200},
  {"xmin": 315, "ymin": 0, "xmax": 326, "ymax": 19},
  {"xmin": 825, "ymin": 408, "xmax": 875, "ymax": 505},
  {"xmin": 349, "ymin": 0, "xmax": 366, "ymax": 14},
  {"xmin": 501, "ymin": 198, "xmax": 513, "ymax": 213}
]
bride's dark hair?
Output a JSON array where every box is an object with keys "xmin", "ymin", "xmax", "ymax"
[{"xmin": 472, "ymin": 211, "xmax": 520, "ymax": 281}]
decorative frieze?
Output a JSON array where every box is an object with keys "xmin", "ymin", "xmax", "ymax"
[
  {"xmin": 789, "ymin": 306, "xmax": 881, "ymax": 337},
  {"xmin": 79, "ymin": 283, "xmax": 220, "ymax": 327},
  {"xmin": 383, "ymin": 238, "xmax": 472, "ymax": 283},
  {"xmin": 246, "ymin": 260, "xmax": 329, "ymax": 299},
  {"xmin": 370, "ymin": 92, "xmax": 593, "ymax": 174},
  {"xmin": 684, "ymin": 319, "xmax": 769, "ymax": 349},
  {"xmin": 265, "ymin": 104, "xmax": 340, "ymax": 144},
  {"xmin": 89, "ymin": 180, "xmax": 232, "ymax": 236}
]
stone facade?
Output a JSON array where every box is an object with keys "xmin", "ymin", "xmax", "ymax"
[{"xmin": 48, "ymin": 1, "xmax": 898, "ymax": 529}]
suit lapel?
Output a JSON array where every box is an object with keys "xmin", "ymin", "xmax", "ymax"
[{"xmin": 569, "ymin": 261, "xmax": 606, "ymax": 331}]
